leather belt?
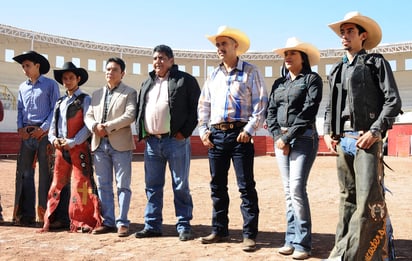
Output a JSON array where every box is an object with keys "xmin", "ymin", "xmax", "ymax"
[
  {"xmin": 342, "ymin": 131, "xmax": 363, "ymax": 140},
  {"xmin": 212, "ymin": 121, "xmax": 247, "ymax": 131},
  {"xmin": 148, "ymin": 133, "xmax": 169, "ymax": 139}
]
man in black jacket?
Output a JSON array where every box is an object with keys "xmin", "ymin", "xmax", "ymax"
[
  {"xmin": 323, "ymin": 11, "xmax": 402, "ymax": 261},
  {"xmin": 135, "ymin": 44, "xmax": 201, "ymax": 241}
]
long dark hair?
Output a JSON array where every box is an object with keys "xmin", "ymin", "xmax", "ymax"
[{"xmin": 280, "ymin": 51, "xmax": 312, "ymax": 78}]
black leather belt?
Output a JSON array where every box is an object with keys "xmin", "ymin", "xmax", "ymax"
[
  {"xmin": 212, "ymin": 121, "xmax": 246, "ymax": 131},
  {"xmin": 148, "ymin": 133, "xmax": 169, "ymax": 139}
]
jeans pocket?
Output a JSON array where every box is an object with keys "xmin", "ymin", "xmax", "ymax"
[{"xmin": 340, "ymin": 136, "xmax": 357, "ymax": 156}]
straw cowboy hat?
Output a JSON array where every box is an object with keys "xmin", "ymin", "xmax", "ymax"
[
  {"xmin": 274, "ymin": 37, "xmax": 320, "ymax": 66},
  {"xmin": 13, "ymin": 50, "xmax": 50, "ymax": 74},
  {"xmin": 54, "ymin": 62, "xmax": 89, "ymax": 86},
  {"xmin": 328, "ymin": 11, "xmax": 382, "ymax": 50},
  {"xmin": 206, "ymin": 25, "xmax": 250, "ymax": 55}
]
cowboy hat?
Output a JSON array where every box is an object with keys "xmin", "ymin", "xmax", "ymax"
[
  {"xmin": 274, "ymin": 37, "xmax": 320, "ymax": 66},
  {"xmin": 328, "ymin": 11, "xmax": 382, "ymax": 50},
  {"xmin": 206, "ymin": 26, "xmax": 250, "ymax": 55},
  {"xmin": 53, "ymin": 62, "xmax": 89, "ymax": 86},
  {"xmin": 13, "ymin": 51, "xmax": 50, "ymax": 74}
]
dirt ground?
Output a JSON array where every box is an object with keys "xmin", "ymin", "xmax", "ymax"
[{"xmin": 0, "ymin": 155, "xmax": 411, "ymax": 261}]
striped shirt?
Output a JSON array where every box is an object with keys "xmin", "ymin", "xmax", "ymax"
[
  {"xmin": 198, "ymin": 59, "xmax": 268, "ymax": 137},
  {"xmin": 17, "ymin": 75, "xmax": 60, "ymax": 130}
]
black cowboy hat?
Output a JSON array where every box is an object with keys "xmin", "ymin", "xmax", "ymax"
[
  {"xmin": 53, "ymin": 62, "xmax": 89, "ymax": 86},
  {"xmin": 13, "ymin": 51, "xmax": 51, "ymax": 74}
]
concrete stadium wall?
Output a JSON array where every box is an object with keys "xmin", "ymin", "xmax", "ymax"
[{"xmin": 1, "ymin": 27, "xmax": 411, "ymax": 157}]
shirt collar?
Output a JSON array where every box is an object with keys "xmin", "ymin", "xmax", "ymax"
[
  {"xmin": 343, "ymin": 49, "xmax": 367, "ymax": 64},
  {"xmin": 285, "ymin": 72, "xmax": 304, "ymax": 81},
  {"xmin": 26, "ymin": 74, "xmax": 45, "ymax": 85},
  {"xmin": 219, "ymin": 58, "xmax": 244, "ymax": 73},
  {"xmin": 156, "ymin": 71, "xmax": 170, "ymax": 82},
  {"xmin": 106, "ymin": 84, "xmax": 118, "ymax": 94}
]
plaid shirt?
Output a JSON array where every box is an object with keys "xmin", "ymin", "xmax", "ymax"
[{"xmin": 198, "ymin": 59, "xmax": 268, "ymax": 137}]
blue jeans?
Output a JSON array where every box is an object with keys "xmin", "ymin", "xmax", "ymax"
[
  {"xmin": 208, "ymin": 128, "xmax": 259, "ymax": 239},
  {"xmin": 274, "ymin": 129, "xmax": 318, "ymax": 253},
  {"xmin": 143, "ymin": 136, "xmax": 193, "ymax": 233},
  {"xmin": 15, "ymin": 135, "xmax": 52, "ymax": 221},
  {"xmin": 93, "ymin": 138, "xmax": 132, "ymax": 228}
]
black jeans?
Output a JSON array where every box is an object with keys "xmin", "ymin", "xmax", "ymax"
[{"xmin": 207, "ymin": 127, "xmax": 259, "ymax": 239}]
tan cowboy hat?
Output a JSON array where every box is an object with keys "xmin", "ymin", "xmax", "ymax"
[
  {"xmin": 274, "ymin": 37, "xmax": 320, "ymax": 66},
  {"xmin": 328, "ymin": 11, "xmax": 382, "ymax": 50},
  {"xmin": 13, "ymin": 50, "xmax": 50, "ymax": 74},
  {"xmin": 54, "ymin": 62, "xmax": 89, "ymax": 86},
  {"xmin": 206, "ymin": 25, "xmax": 250, "ymax": 55}
]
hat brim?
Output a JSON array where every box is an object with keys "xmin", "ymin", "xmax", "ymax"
[
  {"xmin": 53, "ymin": 68, "xmax": 88, "ymax": 86},
  {"xmin": 13, "ymin": 51, "xmax": 50, "ymax": 74},
  {"xmin": 328, "ymin": 16, "xmax": 382, "ymax": 50},
  {"xmin": 274, "ymin": 43, "xmax": 320, "ymax": 66},
  {"xmin": 206, "ymin": 32, "xmax": 250, "ymax": 56}
]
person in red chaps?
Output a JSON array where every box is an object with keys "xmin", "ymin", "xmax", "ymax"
[{"xmin": 40, "ymin": 62, "xmax": 101, "ymax": 232}]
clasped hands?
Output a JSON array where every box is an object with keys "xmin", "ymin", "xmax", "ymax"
[{"xmin": 94, "ymin": 123, "xmax": 109, "ymax": 137}]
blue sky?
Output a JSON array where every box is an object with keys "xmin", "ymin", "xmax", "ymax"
[{"xmin": 1, "ymin": 0, "xmax": 411, "ymax": 52}]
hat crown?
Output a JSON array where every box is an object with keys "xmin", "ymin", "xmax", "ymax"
[
  {"xmin": 344, "ymin": 11, "xmax": 363, "ymax": 19},
  {"xmin": 61, "ymin": 61, "xmax": 78, "ymax": 70},
  {"xmin": 206, "ymin": 25, "xmax": 250, "ymax": 55},
  {"xmin": 284, "ymin": 37, "xmax": 305, "ymax": 48},
  {"xmin": 217, "ymin": 25, "xmax": 229, "ymax": 34}
]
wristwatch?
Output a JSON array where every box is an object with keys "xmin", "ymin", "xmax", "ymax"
[{"xmin": 370, "ymin": 129, "xmax": 381, "ymax": 138}]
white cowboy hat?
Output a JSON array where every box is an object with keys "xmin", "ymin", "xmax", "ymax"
[
  {"xmin": 274, "ymin": 37, "xmax": 320, "ymax": 66},
  {"xmin": 206, "ymin": 25, "xmax": 250, "ymax": 55},
  {"xmin": 328, "ymin": 11, "xmax": 382, "ymax": 50}
]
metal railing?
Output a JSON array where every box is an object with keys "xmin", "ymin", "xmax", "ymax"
[{"xmin": 2, "ymin": 24, "xmax": 412, "ymax": 61}]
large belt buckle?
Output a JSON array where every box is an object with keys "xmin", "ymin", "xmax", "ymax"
[
  {"xmin": 220, "ymin": 124, "xmax": 228, "ymax": 131},
  {"xmin": 154, "ymin": 134, "xmax": 162, "ymax": 139},
  {"xmin": 221, "ymin": 123, "xmax": 234, "ymax": 131}
]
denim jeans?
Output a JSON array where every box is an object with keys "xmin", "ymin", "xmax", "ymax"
[
  {"xmin": 274, "ymin": 128, "xmax": 318, "ymax": 253},
  {"xmin": 94, "ymin": 138, "xmax": 132, "ymax": 228},
  {"xmin": 207, "ymin": 128, "xmax": 259, "ymax": 239},
  {"xmin": 143, "ymin": 136, "xmax": 193, "ymax": 233},
  {"xmin": 15, "ymin": 135, "xmax": 53, "ymax": 221},
  {"xmin": 330, "ymin": 138, "xmax": 395, "ymax": 261}
]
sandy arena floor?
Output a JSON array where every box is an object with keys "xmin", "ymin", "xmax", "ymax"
[{"xmin": 0, "ymin": 155, "xmax": 411, "ymax": 260}]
